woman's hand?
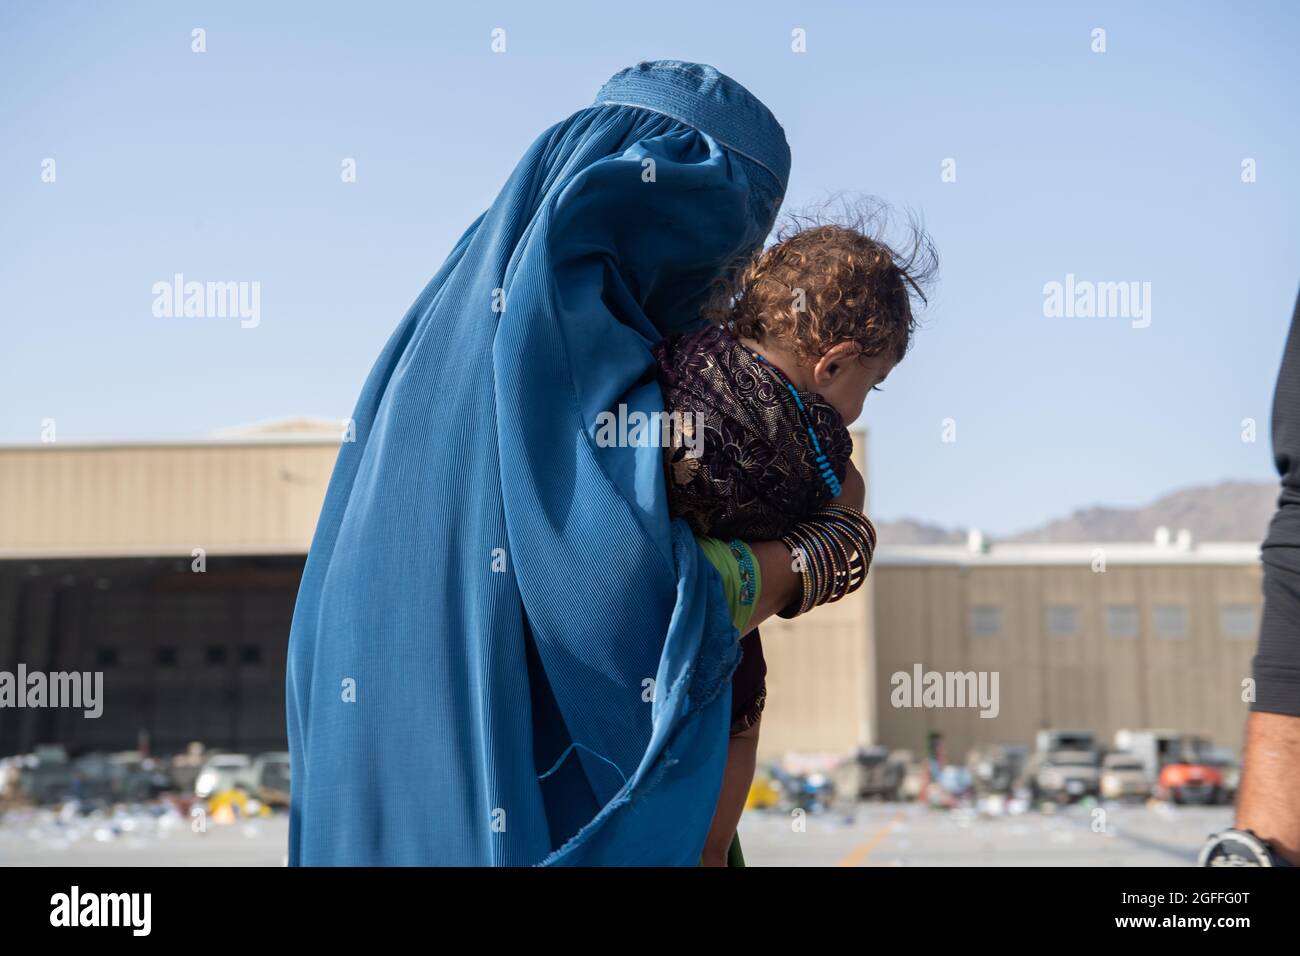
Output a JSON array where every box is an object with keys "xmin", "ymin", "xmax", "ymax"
[{"xmin": 833, "ymin": 459, "xmax": 865, "ymax": 511}]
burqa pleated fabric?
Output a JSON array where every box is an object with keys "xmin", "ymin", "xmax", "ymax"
[{"xmin": 286, "ymin": 60, "xmax": 790, "ymax": 865}]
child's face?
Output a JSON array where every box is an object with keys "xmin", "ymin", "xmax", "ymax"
[{"xmin": 811, "ymin": 342, "xmax": 897, "ymax": 424}]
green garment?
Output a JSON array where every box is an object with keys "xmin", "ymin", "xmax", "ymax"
[
  {"xmin": 695, "ymin": 536, "xmax": 761, "ymax": 634},
  {"xmin": 694, "ymin": 535, "xmax": 758, "ymax": 867}
]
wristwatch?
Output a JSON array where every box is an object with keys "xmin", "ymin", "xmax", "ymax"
[{"xmin": 1198, "ymin": 828, "xmax": 1293, "ymax": 867}]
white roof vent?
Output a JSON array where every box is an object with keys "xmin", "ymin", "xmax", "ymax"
[
  {"xmin": 1175, "ymin": 528, "xmax": 1194, "ymax": 551},
  {"xmin": 967, "ymin": 528, "xmax": 987, "ymax": 553},
  {"xmin": 1154, "ymin": 526, "xmax": 1172, "ymax": 547}
]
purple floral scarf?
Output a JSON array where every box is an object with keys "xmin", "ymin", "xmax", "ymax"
[{"xmin": 653, "ymin": 325, "xmax": 853, "ymax": 541}]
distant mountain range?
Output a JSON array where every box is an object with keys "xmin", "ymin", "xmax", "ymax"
[{"xmin": 875, "ymin": 480, "xmax": 1279, "ymax": 546}]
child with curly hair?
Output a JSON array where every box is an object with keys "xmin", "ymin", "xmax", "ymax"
[{"xmin": 655, "ymin": 203, "xmax": 936, "ymax": 864}]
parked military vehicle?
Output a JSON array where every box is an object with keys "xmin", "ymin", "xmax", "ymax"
[
  {"xmin": 1020, "ymin": 730, "xmax": 1101, "ymax": 803},
  {"xmin": 1100, "ymin": 753, "xmax": 1151, "ymax": 801},
  {"xmin": 967, "ymin": 744, "xmax": 1028, "ymax": 796},
  {"xmin": 18, "ymin": 745, "xmax": 73, "ymax": 805},
  {"xmin": 833, "ymin": 746, "xmax": 908, "ymax": 802},
  {"xmin": 1029, "ymin": 750, "xmax": 1100, "ymax": 802},
  {"xmin": 1035, "ymin": 729, "xmax": 1099, "ymax": 760},
  {"xmin": 247, "ymin": 751, "xmax": 291, "ymax": 807}
]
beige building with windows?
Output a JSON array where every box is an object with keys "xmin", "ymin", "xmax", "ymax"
[
  {"xmin": 759, "ymin": 539, "xmax": 1260, "ymax": 763},
  {"xmin": 865, "ymin": 541, "xmax": 1258, "ymax": 761},
  {"xmin": 0, "ymin": 423, "xmax": 1264, "ymax": 764}
]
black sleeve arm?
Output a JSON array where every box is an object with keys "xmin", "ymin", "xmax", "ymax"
[{"xmin": 1252, "ymin": 288, "xmax": 1300, "ymax": 716}]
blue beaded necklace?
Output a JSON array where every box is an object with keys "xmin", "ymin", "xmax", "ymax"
[{"xmin": 748, "ymin": 350, "xmax": 842, "ymax": 498}]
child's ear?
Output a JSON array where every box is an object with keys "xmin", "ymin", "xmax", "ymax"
[{"xmin": 813, "ymin": 342, "xmax": 859, "ymax": 385}]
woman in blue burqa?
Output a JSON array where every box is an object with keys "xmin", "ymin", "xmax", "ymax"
[{"xmin": 286, "ymin": 60, "xmax": 799, "ymax": 865}]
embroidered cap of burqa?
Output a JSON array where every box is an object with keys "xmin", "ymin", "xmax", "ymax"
[{"xmin": 286, "ymin": 60, "xmax": 790, "ymax": 865}]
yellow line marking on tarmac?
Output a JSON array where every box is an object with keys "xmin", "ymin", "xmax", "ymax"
[{"xmin": 837, "ymin": 812, "xmax": 903, "ymax": 867}]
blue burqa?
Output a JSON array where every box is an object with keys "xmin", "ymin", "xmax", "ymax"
[{"xmin": 286, "ymin": 60, "xmax": 790, "ymax": 865}]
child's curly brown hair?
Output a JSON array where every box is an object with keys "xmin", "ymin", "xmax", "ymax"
[{"xmin": 703, "ymin": 197, "xmax": 938, "ymax": 365}]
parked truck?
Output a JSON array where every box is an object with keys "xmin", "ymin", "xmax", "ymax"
[
  {"xmin": 833, "ymin": 745, "xmax": 909, "ymax": 802},
  {"xmin": 1112, "ymin": 729, "xmax": 1225, "ymax": 804},
  {"xmin": 1022, "ymin": 730, "xmax": 1101, "ymax": 803},
  {"xmin": 1035, "ymin": 730, "xmax": 1099, "ymax": 759},
  {"xmin": 967, "ymin": 744, "xmax": 1029, "ymax": 796}
]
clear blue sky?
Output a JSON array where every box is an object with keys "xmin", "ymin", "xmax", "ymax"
[{"xmin": 1, "ymin": 1, "xmax": 1296, "ymax": 535}]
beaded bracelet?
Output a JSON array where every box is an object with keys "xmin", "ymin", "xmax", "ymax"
[
  {"xmin": 779, "ymin": 528, "xmax": 815, "ymax": 616},
  {"xmin": 727, "ymin": 539, "xmax": 757, "ymax": 608},
  {"xmin": 806, "ymin": 520, "xmax": 849, "ymax": 604},
  {"xmin": 823, "ymin": 508, "xmax": 875, "ymax": 573},
  {"xmin": 778, "ymin": 505, "xmax": 878, "ymax": 618},
  {"xmin": 829, "ymin": 509, "xmax": 873, "ymax": 595},
  {"xmin": 826, "ymin": 505, "xmax": 878, "ymax": 575},
  {"xmin": 779, "ymin": 525, "xmax": 822, "ymax": 617}
]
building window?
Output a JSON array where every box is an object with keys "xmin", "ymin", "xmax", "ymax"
[
  {"xmin": 1106, "ymin": 605, "xmax": 1140, "ymax": 639},
  {"xmin": 1153, "ymin": 605, "xmax": 1188, "ymax": 638},
  {"xmin": 240, "ymin": 644, "xmax": 262, "ymax": 665},
  {"xmin": 206, "ymin": 644, "xmax": 229, "ymax": 666},
  {"xmin": 95, "ymin": 646, "xmax": 119, "ymax": 668},
  {"xmin": 1220, "ymin": 605, "xmax": 1259, "ymax": 640},
  {"xmin": 1046, "ymin": 605, "xmax": 1079, "ymax": 637},
  {"xmin": 969, "ymin": 605, "xmax": 1002, "ymax": 637},
  {"xmin": 155, "ymin": 646, "xmax": 178, "ymax": 667}
]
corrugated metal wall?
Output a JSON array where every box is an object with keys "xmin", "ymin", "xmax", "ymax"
[
  {"xmin": 871, "ymin": 562, "xmax": 1261, "ymax": 758},
  {"xmin": 0, "ymin": 442, "xmax": 339, "ymax": 556}
]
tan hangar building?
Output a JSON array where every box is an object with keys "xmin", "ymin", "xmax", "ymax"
[{"xmin": 0, "ymin": 423, "xmax": 1263, "ymax": 763}]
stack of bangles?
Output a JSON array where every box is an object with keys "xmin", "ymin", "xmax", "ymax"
[{"xmin": 778, "ymin": 504, "xmax": 878, "ymax": 618}]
